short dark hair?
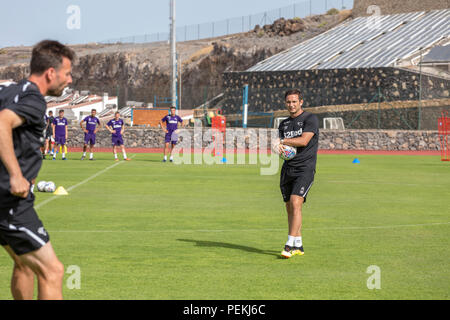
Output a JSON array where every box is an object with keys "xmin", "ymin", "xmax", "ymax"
[
  {"xmin": 170, "ymin": 106, "xmax": 176, "ymax": 110},
  {"xmin": 48, "ymin": 110, "xmax": 53, "ymax": 114},
  {"xmin": 91, "ymin": 109, "xmax": 96, "ymax": 112},
  {"xmin": 59, "ymin": 109, "xmax": 64, "ymax": 113},
  {"xmin": 284, "ymin": 89, "xmax": 303, "ymax": 101},
  {"xmin": 30, "ymin": 40, "xmax": 75, "ymax": 75}
]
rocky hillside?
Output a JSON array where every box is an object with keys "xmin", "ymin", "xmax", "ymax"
[
  {"xmin": 0, "ymin": 10, "xmax": 351, "ymax": 109},
  {"xmin": 352, "ymin": 0, "xmax": 449, "ymax": 17}
]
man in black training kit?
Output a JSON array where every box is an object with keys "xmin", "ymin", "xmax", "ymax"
[
  {"xmin": 0, "ymin": 40, "xmax": 74, "ymax": 299},
  {"xmin": 43, "ymin": 110, "xmax": 55, "ymax": 159},
  {"xmin": 276, "ymin": 89, "xmax": 319, "ymax": 259}
]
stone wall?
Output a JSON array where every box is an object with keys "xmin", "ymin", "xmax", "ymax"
[
  {"xmin": 65, "ymin": 126, "xmax": 442, "ymax": 151},
  {"xmin": 66, "ymin": 127, "xmax": 165, "ymax": 149},
  {"xmin": 222, "ymin": 67, "xmax": 449, "ymax": 116},
  {"xmin": 318, "ymin": 129, "xmax": 440, "ymax": 151}
]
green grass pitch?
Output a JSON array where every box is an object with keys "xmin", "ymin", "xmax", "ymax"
[{"xmin": 0, "ymin": 152, "xmax": 448, "ymax": 299}]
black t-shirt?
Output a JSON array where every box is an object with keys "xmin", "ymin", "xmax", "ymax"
[
  {"xmin": 0, "ymin": 79, "xmax": 47, "ymax": 208},
  {"xmin": 278, "ymin": 111, "xmax": 319, "ymax": 169},
  {"xmin": 46, "ymin": 116, "xmax": 55, "ymax": 134}
]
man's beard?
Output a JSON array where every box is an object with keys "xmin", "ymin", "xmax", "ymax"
[{"xmin": 47, "ymin": 83, "xmax": 66, "ymax": 97}]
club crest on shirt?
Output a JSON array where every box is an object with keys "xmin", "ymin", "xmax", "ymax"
[{"xmin": 38, "ymin": 227, "xmax": 47, "ymax": 237}]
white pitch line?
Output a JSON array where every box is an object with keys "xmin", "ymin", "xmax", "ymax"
[
  {"xmin": 48, "ymin": 221, "xmax": 450, "ymax": 233},
  {"xmin": 304, "ymin": 221, "xmax": 450, "ymax": 231},
  {"xmin": 35, "ymin": 155, "xmax": 136, "ymax": 209},
  {"xmin": 324, "ymin": 180, "xmax": 449, "ymax": 188}
]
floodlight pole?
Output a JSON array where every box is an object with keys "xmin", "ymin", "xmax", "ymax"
[
  {"xmin": 170, "ymin": 0, "xmax": 177, "ymax": 113},
  {"xmin": 418, "ymin": 49, "xmax": 423, "ymax": 130},
  {"xmin": 178, "ymin": 53, "xmax": 182, "ymax": 111}
]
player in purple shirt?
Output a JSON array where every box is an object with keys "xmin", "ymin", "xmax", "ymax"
[
  {"xmin": 106, "ymin": 111, "xmax": 131, "ymax": 161},
  {"xmin": 80, "ymin": 109, "xmax": 101, "ymax": 160},
  {"xmin": 52, "ymin": 110, "xmax": 68, "ymax": 160},
  {"xmin": 159, "ymin": 106, "xmax": 183, "ymax": 162}
]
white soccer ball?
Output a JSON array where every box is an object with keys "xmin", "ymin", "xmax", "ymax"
[
  {"xmin": 279, "ymin": 145, "xmax": 297, "ymax": 160},
  {"xmin": 44, "ymin": 181, "xmax": 56, "ymax": 193},
  {"xmin": 37, "ymin": 181, "xmax": 47, "ymax": 192}
]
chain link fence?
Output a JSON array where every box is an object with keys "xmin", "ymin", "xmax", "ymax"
[
  {"xmin": 101, "ymin": 0, "xmax": 353, "ymax": 44},
  {"xmin": 220, "ymin": 85, "xmax": 450, "ymax": 130},
  {"xmin": 113, "ymin": 82, "xmax": 449, "ymax": 130}
]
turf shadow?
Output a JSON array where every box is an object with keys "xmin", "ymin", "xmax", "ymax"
[{"xmin": 177, "ymin": 239, "xmax": 280, "ymax": 257}]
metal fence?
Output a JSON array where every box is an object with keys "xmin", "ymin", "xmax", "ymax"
[
  {"xmin": 114, "ymin": 84, "xmax": 223, "ymax": 111},
  {"xmin": 220, "ymin": 86, "xmax": 450, "ymax": 130},
  {"xmin": 112, "ymin": 82, "xmax": 450, "ymax": 130},
  {"xmin": 102, "ymin": 0, "xmax": 353, "ymax": 44}
]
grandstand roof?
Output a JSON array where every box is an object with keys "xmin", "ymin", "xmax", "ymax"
[
  {"xmin": 422, "ymin": 45, "xmax": 450, "ymax": 62},
  {"xmin": 247, "ymin": 9, "xmax": 450, "ymax": 71}
]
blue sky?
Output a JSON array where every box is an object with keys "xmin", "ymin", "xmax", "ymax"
[{"xmin": 0, "ymin": 0, "xmax": 353, "ymax": 47}]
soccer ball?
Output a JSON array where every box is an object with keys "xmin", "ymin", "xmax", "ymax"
[
  {"xmin": 37, "ymin": 181, "xmax": 47, "ymax": 192},
  {"xmin": 44, "ymin": 181, "xmax": 56, "ymax": 193},
  {"xmin": 279, "ymin": 145, "xmax": 297, "ymax": 160}
]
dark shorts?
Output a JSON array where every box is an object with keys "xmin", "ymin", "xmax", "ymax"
[
  {"xmin": 112, "ymin": 135, "xmax": 124, "ymax": 146},
  {"xmin": 45, "ymin": 130, "xmax": 53, "ymax": 140},
  {"xmin": 280, "ymin": 165, "xmax": 315, "ymax": 203},
  {"xmin": 84, "ymin": 133, "xmax": 96, "ymax": 145},
  {"xmin": 0, "ymin": 193, "xmax": 50, "ymax": 256},
  {"xmin": 165, "ymin": 131, "xmax": 178, "ymax": 144},
  {"xmin": 54, "ymin": 135, "xmax": 66, "ymax": 145}
]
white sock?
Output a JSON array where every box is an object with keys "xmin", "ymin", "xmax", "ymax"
[
  {"xmin": 83, "ymin": 152, "xmax": 86, "ymax": 157},
  {"xmin": 164, "ymin": 155, "xmax": 167, "ymax": 160},
  {"xmin": 294, "ymin": 236, "xmax": 303, "ymax": 248},
  {"xmin": 90, "ymin": 153, "xmax": 93, "ymax": 159},
  {"xmin": 286, "ymin": 235, "xmax": 295, "ymax": 247},
  {"xmin": 123, "ymin": 152, "xmax": 127, "ymax": 159},
  {"xmin": 170, "ymin": 155, "xmax": 173, "ymax": 161},
  {"xmin": 62, "ymin": 153, "xmax": 65, "ymax": 158},
  {"xmin": 114, "ymin": 153, "xmax": 118, "ymax": 159}
]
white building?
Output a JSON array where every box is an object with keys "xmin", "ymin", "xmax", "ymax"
[
  {"xmin": 1, "ymin": 81, "xmax": 118, "ymax": 123},
  {"xmin": 0, "ymin": 79, "xmax": 15, "ymax": 87},
  {"xmin": 46, "ymin": 90, "xmax": 118, "ymax": 123}
]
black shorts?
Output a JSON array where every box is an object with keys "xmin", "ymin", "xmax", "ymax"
[
  {"xmin": 0, "ymin": 194, "xmax": 50, "ymax": 256},
  {"xmin": 280, "ymin": 165, "xmax": 315, "ymax": 203}
]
